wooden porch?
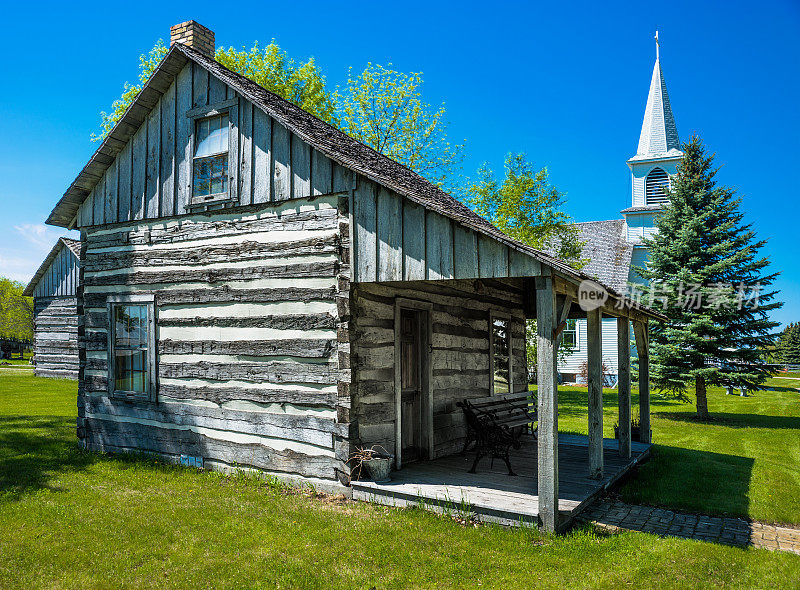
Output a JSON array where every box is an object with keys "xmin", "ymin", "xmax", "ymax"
[{"xmin": 352, "ymin": 434, "xmax": 651, "ymax": 530}]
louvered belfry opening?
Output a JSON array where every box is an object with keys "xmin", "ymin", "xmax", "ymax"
[{"xmin": 645, "ymin": 167, "xmax": 670, "ymax": 205}]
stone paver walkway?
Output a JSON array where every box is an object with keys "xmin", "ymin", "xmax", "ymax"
[{"xmin": 579, "ymin": 500, "xmax": 800, "ymax": 555}]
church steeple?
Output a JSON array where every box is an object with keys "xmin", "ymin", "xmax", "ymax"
[
  {"xmin": 623, "ymin": 31, "xmax": 685, "ymax": 257},
  {"xmin": 631, "ymin": 31, "xmax": 681, "ymax": 160}
]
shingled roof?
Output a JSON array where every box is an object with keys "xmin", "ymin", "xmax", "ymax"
[
  {"xmin": 572, "ymin": 220, "xmax": 633, "ymax": 292},
  {"xmin": 23, "ymin": 238, "xmax": 81, "ymax": 297},
  {"xmin": 46, "ymin": 43, "xmax": 665, "ymax": 320}
]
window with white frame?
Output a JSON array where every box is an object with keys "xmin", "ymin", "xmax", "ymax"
[
  {"xmin": 193, "ymin": 114, "xmax": 229, "ymax": 200},
  {"xmin": 491, "ymin": 314, "xmax": 512, "ymax": 394},
  {"xmin": 562, "ymin": 319, "xmax": 578, "ymax": 350},
  {"xmin": 107, "ymin": 295, "xmax": 156, "ymax": 401}
]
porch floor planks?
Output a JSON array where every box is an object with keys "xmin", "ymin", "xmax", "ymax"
[{"xmin": 351, "ymin": 434, "xmax": 651, "ymax": 529}]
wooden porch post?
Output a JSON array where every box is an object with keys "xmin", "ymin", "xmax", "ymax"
[
  {"xmin": 587, "ymin": 308, "xmax": 603, "ymax": 479},
  {"xmin": 633, "ymin": 320, "xmax": 651, "ymax": 444},
  {"xmin": 616, "ymin": 316, "xmax": 631, "ymax": 459},
  {"xmin": 536, "ymin": 276, "xmax": 559, "ymax": 532}
]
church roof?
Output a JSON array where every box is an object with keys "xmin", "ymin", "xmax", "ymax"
[
  {"xmin": 571, "ymin": 220, "xmax": 633, "ymax": 292},
  {"xmin": 629, "ymin": 54, "xmax": 682, "ymax": 162},
  {"xmin": 544, "ymin": 219, "xmax": 633, "ymax": 293}
]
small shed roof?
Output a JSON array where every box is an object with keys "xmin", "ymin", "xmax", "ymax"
[{"xmin": 23, "ymin": 238, "xmax": 80, "ymax": 297}]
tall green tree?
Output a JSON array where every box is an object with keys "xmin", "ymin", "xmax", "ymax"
[
  {"xmin": 336, "ymin": 63, "xmax": 464, "ymax": 192},
  {"xmin": 468, "ymin": 153, "xmax": 585, "ymax": 379},
  {"xmin": 637, "ymin": 137, "xmax": 781, "ymax": 419},
  {"xmin": 0, "ymin": 278, "xmax": 33, "ymax": 343},
  {"xmin": 94, "ymin": 41, "xmax": 464, "ymax": 193},
  {"xmin": 467, "ymin": 153, "xmax": 585, "ymax": 268},
  {"xmin": 216, "ymin": 42, "xmax": 335, "ymax": 123},
  {"xmin": 777, "ymin": 323, "xmax": 800, "ymax": 365}
]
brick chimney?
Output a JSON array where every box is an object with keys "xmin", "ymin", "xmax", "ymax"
[{"xmin": 170, "ymin": 21, "xmax": 215, "ymax": 58}]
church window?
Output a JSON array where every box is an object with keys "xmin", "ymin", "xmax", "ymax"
[{"xmin": 645, "ymin": 167, "xmax": 670, "ymax": 205}]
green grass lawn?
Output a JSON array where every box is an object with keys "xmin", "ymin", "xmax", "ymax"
[
  {"xmin": 554, "ymin": 381, "xmax": 800, "ymax": 525},
  {"xmin": 0, "ymin": 350, "xmax": 32, "ymax": 366},
  {"xmin": 0, "ymin": 373, "xmax": 798, "ymax": 588}
]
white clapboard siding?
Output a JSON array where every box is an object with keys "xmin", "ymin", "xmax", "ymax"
[
  {"xmin": 74, "ymin": 63, "xmax": 351, "ymax": 229},
  {"xmin": 79, "ymin": 195, "xmax": 350, "ymax": 481},
  {"xmin": 558, "ymin": 317, "xmax": 624, "ymax": 377}
]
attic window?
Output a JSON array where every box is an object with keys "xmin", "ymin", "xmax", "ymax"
[
  {"xmin": 645, "ymin": 167, "xmax": 670, "ymax": 205},
  {"xmin": 193, "ymin": 114, "xmax": 229, "ymax": 199}
]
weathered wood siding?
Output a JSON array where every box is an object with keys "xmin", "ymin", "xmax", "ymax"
[
  {"xmin": 351, "ymin": 178, "xmax": 543, "ymax": 283},
  {"xmin": 74, "ymin": 63, "xmax": 351, "ymax": 228},
  {"xmin": 77, "ymin": 195, "xmax": 352, "ymax": 483},
  {"xmin": 31, "ymin": 244, "xmax": 80, "ymax": 379},
  {"xmin": 33, "ymin": 297, "xmax": 78, "ymax": 379},
  {"xmin": 32, "ymin": 242, "xmax": 79, "ymax": 299},
  {"xmin": 351, "ymin": 280, "xmax": 527, "ymax": 458}
]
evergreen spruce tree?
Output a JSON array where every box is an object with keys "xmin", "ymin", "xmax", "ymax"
[
  {"xmin": 637, "ymin": 137, "xmax": 781, "ymax": 419},
  {"xmin": 778, "ymin": 323, "xmax": 800, "ymax": 365}
]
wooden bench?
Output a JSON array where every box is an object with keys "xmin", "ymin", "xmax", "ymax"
[{"xmin": 457, "ymin": 391, "xmax": 537, "ymax": 476}]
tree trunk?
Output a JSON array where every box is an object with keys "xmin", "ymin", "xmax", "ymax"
[{"xmin": 695, "ymin": 375, "xmax": 710, "ymax": 420}]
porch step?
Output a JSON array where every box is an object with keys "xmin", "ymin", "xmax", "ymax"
[{"xmin": 351, "ymin": 480, "xmax": 551, "ymax": 527}]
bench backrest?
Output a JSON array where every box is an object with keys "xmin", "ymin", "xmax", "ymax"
[{"xmin": 459, "ymin": 391, "xmax": 536, "ymax": 428}]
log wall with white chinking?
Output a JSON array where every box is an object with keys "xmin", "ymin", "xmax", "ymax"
[
  {"xmin": 350, "ymin": 279, "xmax": 527, "ymax": 458},
  {"xmin": 33, "ymin": 297, "xmax": 78, "ymax": 379},
  {"xmin": 76, "ymin": 194, "xmax": 352, "ymax": 485},
  {"xmin": 30, "ymin": 242, "xmax": 81, "ymax": 379}
]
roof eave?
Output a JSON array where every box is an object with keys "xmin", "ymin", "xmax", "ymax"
[
  {"xmin": 46, "ymin": 47, "xmax": 190, "ymax": 228},
  {"xmin": 22, "ymin": 238, "xmax": 80, "ymax": 297}
]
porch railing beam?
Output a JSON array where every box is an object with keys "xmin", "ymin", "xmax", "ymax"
[
  {"xmin": 587, "ymin": 307, "xmax": 603, "ymax": 479},
  {"xmin": 535, "ymin": 276, "xmax": 559, "ymax": 532}
]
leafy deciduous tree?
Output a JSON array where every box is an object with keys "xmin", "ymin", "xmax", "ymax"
[
  {"xmin": 216, "ymin": 41, "xmax": 335, "ymax": 124},
  {"xmin": 0, "ymin": 278, "xmax": 33, "ymax": 343},
  {"xmin": 336, "ymin": 63, "xmax": 464, "ymax": 191},
  {"xmin": 467, "ymin": 153, "xmax": 585, "ymax": 268}
]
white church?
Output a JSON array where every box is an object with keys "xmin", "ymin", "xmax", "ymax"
[{"xmin": 558, "ymin": 36, "xmax": 683, "ymax": 384}]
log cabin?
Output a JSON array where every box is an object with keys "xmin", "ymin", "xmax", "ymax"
[
  {"xmin": 23, "ymin": 237, "xmax": 81, "ymax": 378},
  {"xmin": 45, "ymin": 21, "xmax": 664, "ymax": 530}
]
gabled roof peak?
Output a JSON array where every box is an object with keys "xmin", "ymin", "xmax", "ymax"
[{"xmin": 631, "ymin": 39, "xmax": 681, "ymax": 161}]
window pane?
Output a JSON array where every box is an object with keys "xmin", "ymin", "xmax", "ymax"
[
  {"xmin": 193, "ymin": 154, "xmax": 228, "ymax": 197},
  {"xmin": 492, "ymin": 318, "xmax": 510, "ymax": 394},
  {"xmin": 115, "ymin": 350, "xmax": 147, "ymax": 393},
  {"xmin": 562, "ymin": 319, "xmax": 577, "ymax": 349},
  {"xmin": 195, "ymin": 115, "xmax": 228, "ymax": 157},
  {"xmin": 112, "ymin": 304, "xmax": 149, "ymax": 395}
]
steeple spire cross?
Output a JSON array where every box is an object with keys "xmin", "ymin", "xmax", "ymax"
[{"xmin": 655, "ymin": 30, "xmax": 660, "ymax": 61}]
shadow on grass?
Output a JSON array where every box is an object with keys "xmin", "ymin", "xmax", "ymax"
[
  {"xmin": 759, "ymin": 385, "xmax": 800, "ymax": 393},
  {"xmin": 618, "ymin": 444, "xmax": 755, "ymax": 518},
  {"xmin": 0, "ymin": 415, "xmax": 97, "ymax": 500},
  {"xmin": 653, "ymin": 412, "xmax": 800, "ymax": 430},
  {"xmin": 556, "ymin": 388, "xmax": 683, "ymax": 419}
]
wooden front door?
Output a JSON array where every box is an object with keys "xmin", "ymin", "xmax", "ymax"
[{"xmin": 400, "ymin": 309, "xmax": 424, "ymax": 463}]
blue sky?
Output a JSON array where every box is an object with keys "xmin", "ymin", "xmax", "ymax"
[{"xmin": 1, "ymin": 1, "xmax": 797, "ymax": 326}]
